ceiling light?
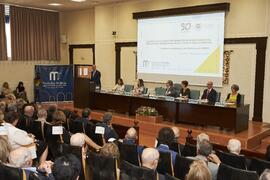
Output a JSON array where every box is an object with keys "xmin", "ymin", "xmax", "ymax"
[
  {"xmin": 48, "ymin": 3, "xmax": 62, "ymax": 6},
  {"xmin": 71, "ymin": 0, "xmax": 87, "ymax": 2}
]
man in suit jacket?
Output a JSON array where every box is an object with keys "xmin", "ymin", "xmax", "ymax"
[
  {"xmin": 201, "ymin": 81, "xmax": 217, "ymax": 103},
  {"xmin": 165, "ymin": 80, "xmax": 178, "ymax": 98},
  {"xmin": 90, "ymin": 65, "xmax": 101, "ymax": 88}
]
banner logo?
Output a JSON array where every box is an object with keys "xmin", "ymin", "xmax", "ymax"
[{"xmin": 49, "ymin": 71, "xmax": 60, "ymax": 81}]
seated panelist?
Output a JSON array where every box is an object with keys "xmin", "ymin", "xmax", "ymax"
[
  {"xmin": 226, "ymin": 84, "xmax": 241, "ymax": 105},
  {"xmin": 201, "ymin": 81, "xmax": 217, "ymax": 103},
  {"xmin": 133, "ymin": 79, "xmax": 144, "ymax": 95},
  {"xmin": 112, "ymin": 78, "xmax": 124, "ymax": 92},
  {"xmin": 180, "ymin": 80, "xmax": 191, "ymax": 98},
  {"xmin": 165, "ymin": 80, "xmax": 178, "ymax": 98}
]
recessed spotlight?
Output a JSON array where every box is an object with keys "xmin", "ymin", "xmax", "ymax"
[
  {"xmin": 48, "ymin": 3, "xmax": 62, "ymax": 6},
  {"xmin": 71, "ymin": 0, "xmax": 86, "ymax": 2}
]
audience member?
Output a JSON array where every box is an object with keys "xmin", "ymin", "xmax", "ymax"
[
  {"xmin": 260, "ymin": 169, "xmax": 270, "ymax": 180},
  {"xmin": 112, "ymin": 78, "xmax": 125, "ymax": 92},
  {"xmin": 1, "ymin": 82, "xmax": 12, "ymax": 96},
  {"xmin": 15, "ymin": 81, "xmax": 28, "ymax": 102},
  {"xmin": 0, "ymin": 101, "xmax": 6, "ymax": 112},
  {"xmin": 71, "ymin": 133, "xmax": 101, "ymax": 151},
  {"xmin": 46, "ymin": 104, "xmax": 58, "ymax": 123},
  {"xmin": 7, "ymin": 103, "xmax": 17, "ymax": 112},
  {"xmin": 73, "ymin": 108, "xmax": 92, "ymax": 130},
  {"xmin": 180, "ymin": 80, "xmax": 191, "ymax": 98},
  {"xmin": 171, "ymin": 126, "xmax": 180, "ymax": 142},
  {"xmin": 123, "ymin": 127, "xmax": 144, "ymax": 154},
  {"xmin": 197, "ymin": 133, "xmax": 210, "ymax": 148},
  {"xmin": 133, "ymin": 79, "xmax": 145, "ymax": 95},
  {"xmin": 141, "ymin": 148, "xmax": 164, "ymax": 180},
  {"xmin": 186, "ymin": 160, "xmax": 211, "ymax": 180},
  {"xmin": 36, "ymin": 109, "xmax": 50, "ymax": 124},
  {"xmin": 226, "ymin": 84, "xmax": 241, "ymax": 105},
  {"xmin": 97, "ymin": 112, "xmax": 118, "ymax": 142},
  {"xmin": 227, "ymin": 139, "xmax": 241, "ymax": 155},
  {"xmin": 156, "ymin": 127, "xmax": 177, "ymax": 165},
  {"xmin": 0, "ymin": 136, "xmax": 10, "ymax": 163},
  {"xmin": 201, "ymin": 81, "xmax": 217, "ymax": 103},
  {"xmin": 52, "ymin": 154, "xmax": 81, "ymax": 180},
  {"xmin": 165, "ymin": 80, "xmax": 178, "ymax": 98},
  {"xmin": 100, "ymin": 142, "xmax": 120, "ymax": 159},
  {"xmin": 190, "ymin": 139, "xmax": 220, "ymax": 180},
  {"xmin": 17, "ymin": 105, "xmax": 36, "ymax": 131},
  {"xmin": 4, "ymin": 111, "xmax": 48, "ymax": 163}
]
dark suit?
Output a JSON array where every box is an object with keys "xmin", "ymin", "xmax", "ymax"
[
  {"xmin": 201, "ymin": 88, "xmax": 217, "ymax": 103},
  {"xmin": 165, "ymin": 87, "xmax": 178, "ymax": 98},
  {"xmin": 90, "ymin": 70, "xmax": 101, "ymax": 88},
  {"xmin": 180, "ymin": 88, "xmax": 191, "ymax": 98}
]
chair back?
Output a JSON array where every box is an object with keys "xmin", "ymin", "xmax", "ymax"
[
  {"xmin": 124, "ymin": 85, "xmax": 134, "ymax": 92},
  {"xmin": 174, "ymin": 155, "xmax": 194, "ymax": 180},
  {"xmin": 216, "ymin": 150, "xmax": 247, "ymax": 170},
  {"xmin": 88, "ymin": 151, "xmax": 118, "ymax": 180},
  {"xmin": 190, "ymin": 90, "xmax": 200, "ymax": 99},
  {"xmin": 119, "ymin": 142, "xmax": 140, "ymax": 166},
  {"xmin": 240, "ymin": 94, "xmax": 245, "ymax": 105},
  {"xmin": 217, "ymin": 163, "xmax": 258, "ymax": 180},
  {"xmin": 120, "ymin": 160, "xmax": 157, "ymax": 180},
  {"xmin": 182, "ymin": 143, "xmax": 197, "ymax": 157},
  {"xmin": 216, "ymin": 92, "xmax": 221, "ymax": 102},
  {"xmin": 143, "ymin": 88, "xmax": 148, "ymax": 94},
  {"xmin": 174, "ymin": 84, "xmax": 181, "ymax": 95},
  {"xmin": 0, "ymin": 163, "xmax": 24, "ymax": 180},
  {"xmin": 157, "ymin": 151, "xmax": 174, "ymax": 176},
  {"xmin": 30, "ymin": 121, "xmax": 48, "ymax": 141},
  {"xmin": 248, "ymin": 157, "xmax": 270, "ymax": 175},
  {"xmin": 85, "ymin": 123, "xmax": 104, "ymax": 146},
  {"xmin": 70, "ymin": 119, "xmax": 85, "ymax": 134},
  {"xmin": 165, "ymin": 173, "xmax": 180, "ymax": 180},
  {"xmin": 169, "ymin": 142, "xmax": 181, "ymax": 155},
  {"xmin": 155, "ymin": 87, "xmax": 166, "ymax": 96}
]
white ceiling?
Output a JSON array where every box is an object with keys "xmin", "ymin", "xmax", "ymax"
[{"xmin": 0, "ymin": 0, "xmax": 134, "ymax": 11}]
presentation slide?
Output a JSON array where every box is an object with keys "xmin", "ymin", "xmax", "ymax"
[{"xmin": 137, "ymin": 12, "xmax": 225, "ymax": 86}]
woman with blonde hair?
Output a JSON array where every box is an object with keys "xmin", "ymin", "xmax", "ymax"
[{"xmin": 186, "ymin": 160, "xmax": 211, "ymax": 180}]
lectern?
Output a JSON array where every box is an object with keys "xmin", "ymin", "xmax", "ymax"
[{"xmin": 73, "ymin": 65, "xmax": 96, "ymax": 108}]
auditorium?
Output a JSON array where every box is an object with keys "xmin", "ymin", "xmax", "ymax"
[{"xmin": 0, "ymin": 0, "xmax": 270, "ymax": 179}]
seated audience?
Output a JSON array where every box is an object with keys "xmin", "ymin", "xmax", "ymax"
[
  {"xmin": 141, "ymin": 148, "xmax": 164, "ymax": 180},
  {"xmin": 226, "ymin": 84, "xmax": 242, "ymax": 105},
  {"xmin": 165, "ymin": 80, "xmax": 178, "ymax": 98},
  {"xmin": 186, "ymin": 160, "xmax": 211, "ymax": 180},
  {"xmin": 4, "ymin": 111, "xmax": 48, "ymax": 163},
  {"xmin": 97, "ymin": 112, "xmax": 118, "ymax": 142},
  {"xmin": 227, "ymin": 139, "xmax": 241, "ymax": 155},
  {"xmin": 123, "ymin": 127, "xmax": 144, "ymax": 154},
  {"xmin": 70, "ymin": 133, "xmax": 101, "ymax": 152},
  {"xmin": 180, "ymin": 80, "xmax": 191, "ymax": 98},
  {"xmin": 73, "ymin": 108, "xmax": 92, "ymax": 130},
  {"xmin": 133, "ymin": 79, "xmax": 145, "ymax": 95},
  {"xmin": 36, "ymin": 109, "xmax": 50, "ymax": 125},
  {"xmin": 1, "ymin": 82, "xmax": 12, "ymax": 96},
  {"xmin": 15, "ymin": 81, "xmax": 28, "ymax": 102},
  {"xmin": 156, "ymin": 127, "xmax": 177, "ymax": 165},
  {"xmin": 201, "ymin": 81, "xmax": 217, "ymax": 103},
  {"xmin": 17, "ymin": 105, "xmax": 36, "ymax": 131},
  {"xmin": 7, "ymin": 103, "xmax": 17, "ymax": 112},
  {"xmin": 197, "ymin": 133, "xmax": 210, "ymax": 147},
  {"xmin": 260, "ymin": 169, "xmax": 270, "ymax": 180},
  {"xmin": 52, "ymin": 154, "xmax": 81, "ymax": 180},
  {"xmin": 112, "ymin": 78, "xmax": 125, "ymax": 92},
  {"xmin": 16, "ymin": 98, "xmax": 27, "ymax": 114},
  {"xmin": 100, "ymin": 142, "xmax": 120, "ymax": 159},
  {"xmin": 190, "ymin": 139, "xmax": 221, "ymax": 180}
]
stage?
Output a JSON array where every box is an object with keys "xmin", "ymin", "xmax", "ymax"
[{"xmin": 44, "ymin": 102, "xmax": 270, "ymax": 155}]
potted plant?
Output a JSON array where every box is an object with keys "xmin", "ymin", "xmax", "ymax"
[{"xmin": 135, "ymin": 106, "xmax": 163, "ymax": 123}]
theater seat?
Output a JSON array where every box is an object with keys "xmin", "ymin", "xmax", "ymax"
[
  {"xmin": 85, "ymin": 123, "xmax": 104, "ymax": 146},
  {"xmin": 119, "ymin": 142, "xmax": 141, "ymax": 166},
  {"xmin": 157, "ymin": 151, "xmax": 174, "ymax": 176},
  {"xmin": 155, "ymin": 87, "xmax": 166, "ymax": 96},
  {"xmin": 165, "ymin": 173, "xmax": 180, "ymax": 180},
  {"xmin": 174, "ymin": 155, "xmax": 194, "ymax": 180},
  {"xmin": 217, "ymin": 163, "xmax": 258, "ymax": 180},
  {"xmin": 216, "ymin": 150, "xmax": 247, "ymax": 170},
  {"xmin": 190, "ymin": 90, "xmax": 200, "ymax": 100},
  {"xmin": 29, "ymin": 121, "xmax": 48, "ymax": 141},
  {"xmin": 181, "ymin": 143, "xmax": 197, "ymax": 157},
  {"xmin": 120, "ymin": 160, "xmax": 157, "ymax": 180},
  {"xmin": 69, "ymin": 119, "xmax": 85, "ymax": 134},
  {"xmin": 124, "ymin": 85, "xmax": 134, "ymax": 92},
  {"xmin": 248, "ymin": 157, "xmax": 270, "ymax": 175}
]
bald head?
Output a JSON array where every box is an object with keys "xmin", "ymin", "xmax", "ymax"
[
  {"xmin": 70, "ymin": 133, "xmax": 85, "ymax": 147},
  {"xmin": 9, "ymin": 147, "xmax": 32, "ymax": 168},
  {"xmin": 141, "ymin": 148, "xmax": 160, "ymax": 170},
  {"xmin": 171, "ymin": 127, "xmax": 180, "ymax": 139},
  {"xmin": 125, "ymin": 127, "xmax": 137, "ymax": 141}
]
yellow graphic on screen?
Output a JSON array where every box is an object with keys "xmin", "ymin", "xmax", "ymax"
[{"xmin": 195, "ymin": 47, "xmax": 220, "ymax": 74}]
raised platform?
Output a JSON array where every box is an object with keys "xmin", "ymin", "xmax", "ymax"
[{"xmin": 47, "ymin": 102, "xmax": 270, "ymax": 154}]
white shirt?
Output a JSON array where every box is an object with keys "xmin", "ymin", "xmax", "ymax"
[
  {"xmin": 3, "ymin": 123, "xmax": 34, "ymax": 150},
  {"xmin": 113, "ymin": 84, "xmax": 124, "ymax": 92}
]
